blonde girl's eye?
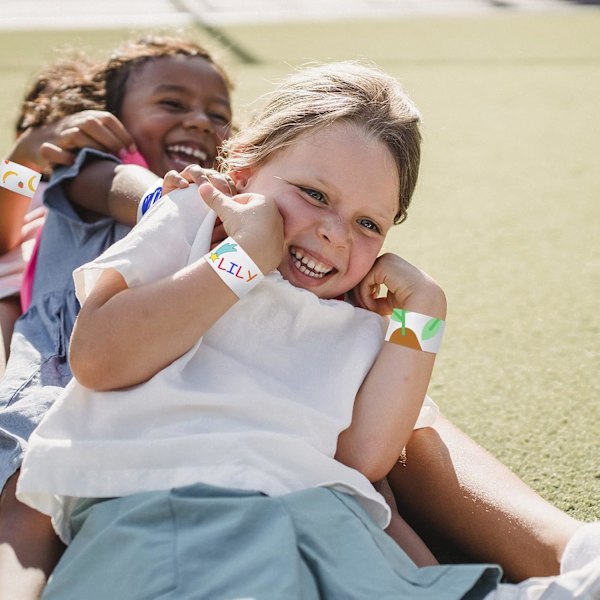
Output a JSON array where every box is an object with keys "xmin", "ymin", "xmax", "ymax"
[
  {"xmin": 357, "ymin": 218, "xmax": 381, "ymax": 234},
  {"xmin": 301, "ymin": 187, "xmax": 326, "ymax": 204}
]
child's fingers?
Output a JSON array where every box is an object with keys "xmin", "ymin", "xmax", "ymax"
[
  {"xmin": 198, "ymin": 183, "xmax": 255, "ymax": 215},
  {"xmin": 210, "ymin": 219, "xmax": 226, "ymax": 247},
  {"xmin": 351, "ymin": 268, "xmax": 379, "ymax": 311},
  {"xmin": 162, "ymin": 165, "xmax": 236, "ymax": 200},
  {"xmin": 177, "ymin": 164, "xmax": 213, "ymax": 187},
  {"xmin": 161, "ymin": 167, "xmax": 235, "ymax": 206},
  {"xmin": 73, "ymin": 119, "xmax": 129, "ymax": 155},
  {"xmin": 87, "ymin": 112, "xmax": 135, "ymax": 151},
  {"xmin": 205, "ymin": 172, "xmax": 237, "ymax": 197},
  {"xmin": 161, "ymin": 170, "xmax": 191, "ymax": 197},
  {"xmin": 352, "ymin": 282, "xmax": 380, "ymax": 314},
  {"xmin": 63, "ymin": 111, "xmax": 135, "ymax": 153},
  {"xmin": 197, "ymin": 181, "xmax": 235, "ymax": 212},
  {"xmin": 352, "ymin": 270, "xmax": 394, "ymax": 316},
  {"xmin": 54, "ymin": 127, "xmax": 115, "ymax": 155},
  {"xmin": 39, "ymin": 142, "xmax": 77, "ymax": 168},
  {"xmin": 370, "ymin": 296, "xmax": 394, "ymax": 317},
  {"xmin": 161, "ymin": 165, "xmax": 212, "ymax": 197},
  {"xmin": 177, "ymin": 167, "xmax": 235, "ymax": 199},
  {"xmin": 199, "ymin": 182, "xmax": 284, "ymax": 275}
]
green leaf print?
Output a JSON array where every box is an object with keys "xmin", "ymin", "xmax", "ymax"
[
  {"xmin": 422, "ymin": 318, "xmax": 442, "ymax": 340},
  {"xmin": 390, "ymin": 309, "xmax": 407, "ymax": 335}
]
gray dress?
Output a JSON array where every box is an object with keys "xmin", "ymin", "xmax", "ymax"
[{"xmin": 0, "ymin": 149, "xmax": 130, "ymax": 490}]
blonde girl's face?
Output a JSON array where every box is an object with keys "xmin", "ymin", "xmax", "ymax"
[
  {"xmin": 119, "ymin": 55, "xmax": 232, "ymax": 176},
  {"xmin": 235, "ymin": 122, "xmax": 400, "ymax": 299}
]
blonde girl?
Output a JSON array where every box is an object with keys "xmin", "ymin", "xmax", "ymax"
[{"xmin": 17, "ymin": 61, "xmax": 599, "ymax": 599}]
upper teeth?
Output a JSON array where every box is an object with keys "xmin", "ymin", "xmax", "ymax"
[
  {"xmin": 167, "ymin": 145, "xmax": 207, "ymax": 162},
  {"xmin": 290, "ymin": 247, "xmax": 333, "ymax": 279}
]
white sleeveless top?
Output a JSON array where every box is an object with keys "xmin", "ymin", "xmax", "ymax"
[{"xmin": 17, "ymin": 186, "xmax": 438, "ymax": 543}]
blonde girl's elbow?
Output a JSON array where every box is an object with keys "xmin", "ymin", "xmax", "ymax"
[
  {"xmin": 352, "ymin": 459, "xmax": 391, "ymax": 484},
  {"xmin": 68, "ymin": 354, "xmax": 96, "ymax": 390},
  {"xmin": 68, "ymin": 330, "xmax": 113, "ymax": 391},
  {"xmin": 69, "ymin": 343, "xmax": 101, "ymax": 390},
  {"xmin": 337, "ymin": 438, "xmax": 393, "ymax": 483},
  {"xmin": 361, "ymin": 451, "xmax": 398, "ymax": 483}
]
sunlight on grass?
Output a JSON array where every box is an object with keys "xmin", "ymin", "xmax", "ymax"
[{"xmin": 1, "ymin": 12, "xmax": 598, "ymax": 519}]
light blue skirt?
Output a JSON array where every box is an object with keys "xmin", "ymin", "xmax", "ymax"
[{"xmin": 43, "ymin": 483, "xmax": 501, "ymax": 599}]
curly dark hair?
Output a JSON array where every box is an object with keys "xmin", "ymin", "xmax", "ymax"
[
  {"xmin": 16, "ymin": 34, "xmax": 231, "ymax": 134},
  {"xmin": 98, "ymin": 35, "xmax": 233, "ymax": 119},
  {"xmin": 16, "ymin": 54, "xmax": 104, "ymax": 133}
]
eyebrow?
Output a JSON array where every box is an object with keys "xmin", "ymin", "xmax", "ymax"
[
  {"xmin": 153, "ymin": 84, "xmax": 231, "ymax": 107},
  {"xmin": 154, "ymin": 84, "xmax": 190, "ymax": 94}
]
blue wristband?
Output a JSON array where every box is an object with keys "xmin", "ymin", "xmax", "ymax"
[{"xmin": 137, "ymin": 180, "xmax": 163, "ymax": 222}]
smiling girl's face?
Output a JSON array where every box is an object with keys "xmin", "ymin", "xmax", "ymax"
[
  {"xmin": 234, "ymin": 122, "xmax": 400, "ymax": 299},
  {"xmin": 119, "ymin": 55, "xmax": 232, "ymax": 176}
]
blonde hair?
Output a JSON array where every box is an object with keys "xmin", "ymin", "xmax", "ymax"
[{"xmin": 221, "ymin": 62, "xmax": 421, "ymax": 224}]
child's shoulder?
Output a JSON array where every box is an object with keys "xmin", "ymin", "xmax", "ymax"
[{"xmin": 44, "ymin": 148, "xmax": 120, "ymax": 215}]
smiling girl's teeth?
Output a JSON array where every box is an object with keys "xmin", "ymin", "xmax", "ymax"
[
  {"xmin": 167, "ymin": 144, "xmax": 207, "ymax": 162},
  {"xmin": 290, "ymin": 247, "xmax": 333, "ymax": 279}
]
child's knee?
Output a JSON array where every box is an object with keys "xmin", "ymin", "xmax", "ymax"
[{"xmin": 0, "ymin": 471, "xmax": 53, "ymax": 535}]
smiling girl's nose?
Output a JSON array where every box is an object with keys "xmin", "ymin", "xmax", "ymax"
[{"xmin": 184, "ymin": 109, "xmax": 213, "ymax": 134}]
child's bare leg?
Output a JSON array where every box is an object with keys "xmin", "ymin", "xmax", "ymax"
[
  {"xmin": 374, "ymin": 478, "xmax": 438, "ymax": 567},
  {"xmin": 0, "ymin": 296, "xmax": 21, "ymax": 376},
  {"xmin": 0, "ymin": 471, "xmax": 65, "ymax": 599},
  {"xmin": 386, "ymin": 415, "xmax": 581, "ymax": 582}
]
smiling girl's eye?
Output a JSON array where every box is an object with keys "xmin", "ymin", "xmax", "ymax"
[
  {"xmin": 357, "ymin": 218, "xmax": 381, "ymax": 234},
  {"xmin": 301, "ymin": 187, "xmax": 326, "ymax": 203},
  {"xmin": 209, "ymin": 112, "xmax": 231, "ymax": 125},
  {"xmin": 159, "ymin": 98, "xmax": 186, "ymax": 111}
]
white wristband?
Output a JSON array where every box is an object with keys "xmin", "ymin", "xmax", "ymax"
[
  {"xmin": 385, "ymin": 308, "xmax": 445, "ymax": 354},
  {"xmin": 137, "ymin": 180, "xmax": 163, "ymax": 222},
  {"xmin": 1, "ymin": 160, "xmax": 41, "ymax": 198},
  {"xmin": 204, "ymin": 237, "xmax": 264, "ymax": 298}
]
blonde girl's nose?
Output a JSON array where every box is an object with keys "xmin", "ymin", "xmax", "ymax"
[{"xmin": 317, "ymin": 213, "xmax": 350, "ymax": 248}]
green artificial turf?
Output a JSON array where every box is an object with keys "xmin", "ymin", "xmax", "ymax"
[{"xmin": 1, "ymin": 12, "xmax": 598, "ymax": 519}]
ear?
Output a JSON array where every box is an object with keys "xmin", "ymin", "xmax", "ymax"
[{"xmin": 229, "ymin": 168, "xmax": 253, "ymax": 192}]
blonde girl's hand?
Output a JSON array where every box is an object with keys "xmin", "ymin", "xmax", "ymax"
[
  {"xmin": 38, "ymin": 110, "xmax": 135, "ymax": 169},
  {"xmin": 161, "ymin": 165, "xmax": 238, "ymax": 246},
  {"xmin": 198, "ymin": 180, "xmax": 284, "ymax": 276},
  {"xmin": 351, "ymin": 252, "xmax": 446, "ymax": 318}
]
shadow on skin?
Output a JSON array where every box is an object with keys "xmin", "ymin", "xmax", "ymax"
[{"xmin": 0, "ymin": 470, "xmax": 65, "ymax": 599}]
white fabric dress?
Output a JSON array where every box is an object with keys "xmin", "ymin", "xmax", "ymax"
[{"xmin": 17, "ymin": 186, "xmax": 438, "ymax": 543}]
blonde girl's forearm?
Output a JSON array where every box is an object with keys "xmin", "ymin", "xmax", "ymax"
[
  {"xmin": 336, "ymin": 289, "xmax": 447, "ymax": 482},
  {"xmin": 69, "ymin": 261, "xmax": 238, "ymax": 391},
  {"xmin": 70, "ymin": 182, "xmax": 282, "ymax": 392}
]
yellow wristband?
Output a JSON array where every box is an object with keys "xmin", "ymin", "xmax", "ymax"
[
  {"xmin": 385, "ymin": 308, "xmax": 445, "ymax": 354},
  {"xmin": 1, "ymin": 160, "xmax": 41, "ymax": 198}
]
